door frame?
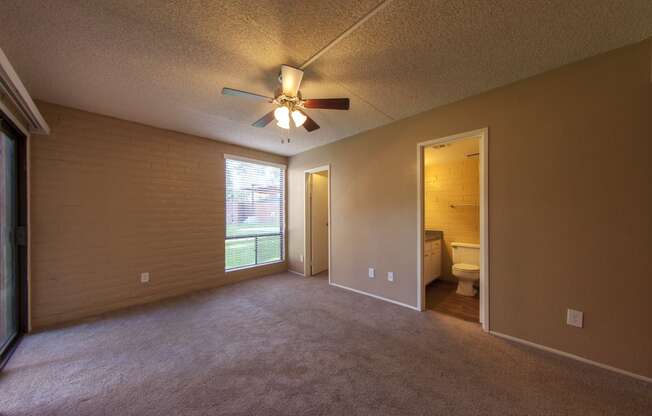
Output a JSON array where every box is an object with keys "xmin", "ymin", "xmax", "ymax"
[
  {"xmin": 416, "ymin": 128, "xmax": 489, "ymax": 331},
  {"xmin": 303, "ymin": 165, "xmax": 331, "ymax": 281},
  {"xmin": 0, "ymin": 113, "xmax": 29, "ymax": 370}
]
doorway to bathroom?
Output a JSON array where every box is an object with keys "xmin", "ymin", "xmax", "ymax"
[
  {"xmin": 303, "ymin": 166, "xmax": 330, "ymax": 280},
  {"xmin": 417, "ymin": 129, "xmax": 489, "ymax": 330}
]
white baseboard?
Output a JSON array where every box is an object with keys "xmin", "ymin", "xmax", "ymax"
[
  {"xmin": 329, "ymin": 282, "xmax": 420, "ymax": 311},
  {"xmin": 287, "ymin": 269, "xmax": 305, "ymax": 277},
  {"xmin": 490, "ymin": 331, "xmax": 651, "ymax": 383}
]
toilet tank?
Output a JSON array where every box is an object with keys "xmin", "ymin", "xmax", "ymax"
[{"xmin": 451, "ymin": 242, "xmax": 480, "ymax": 265}]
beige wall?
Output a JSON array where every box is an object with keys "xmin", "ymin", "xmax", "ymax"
[
  {"xmin": 288, "ymin": 41, "xmax": 652, "ymax": 377},
  {"xmin": 424, "ymin": 153, "xmax": 479, "ymax": 280},
  {"xmin": 30, "ymin": 102, "xmax": 287, "ymax": 329}
]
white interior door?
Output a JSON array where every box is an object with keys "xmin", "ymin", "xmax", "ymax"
[{"xmin": 310, "ymin": 172, "xmax": 328, "ymax": 275}]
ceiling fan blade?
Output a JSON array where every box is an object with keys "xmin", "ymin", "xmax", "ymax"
[
  {"xmin": 222, "ymin": 87, "xmax": 273, "ymax": 102},
  {"xmin": 281, "ymin": 65, "xmax": 304, "ymax": 97},
  {"xmin": 252, "ymin": 110, "xmax": 276, "ymax": 128},
  {"xmin": 299, "ymin": 110, "xmax": 320, "ymax": 132},
  {"xmin": 303, "ymin": 98, "xmax": 350, "ymax": 110}
]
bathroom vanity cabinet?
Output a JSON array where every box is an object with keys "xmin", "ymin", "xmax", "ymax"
[{"xmin": 423, "ymin": 234, "xmax": 442, "ymax": 285}]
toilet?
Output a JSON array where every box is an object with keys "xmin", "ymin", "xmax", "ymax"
[{"xmin": 451, "ymin": 242, "xmax": 480, "ymax": 296}]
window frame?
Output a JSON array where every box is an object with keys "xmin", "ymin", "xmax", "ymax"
[{"xmin": 223, "ymin": 154, "xmax": 287, "ymax": 272}]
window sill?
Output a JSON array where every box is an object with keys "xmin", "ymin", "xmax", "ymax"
[{"xmin": 225, "ymin": 260, "xmax": 285, "ymax": 274}]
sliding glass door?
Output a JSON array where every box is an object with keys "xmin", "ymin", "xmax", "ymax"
[
  {"xmin": 0, "ymin": 116, "xmax": 27, "ymax": 370},
  {"xmin": 0, "ymin": 129, "xmax": 17, "ymax": 358}
]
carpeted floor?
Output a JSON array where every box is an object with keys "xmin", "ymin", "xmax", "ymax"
[{"xmin": 0, "ymin": 272, "xmax": 649, "ymax": 415}]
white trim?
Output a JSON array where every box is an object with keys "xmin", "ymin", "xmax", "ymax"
[
  {"xmin": 303, "ymin": 165, "xmax": 331, "ymax": 283},
  {"xmin": 223, "ymin": 153, "xmax": 287, "ymax": 169},
  {"xmin": 329, "ymin": 282, "xmax": 420, "ymax": 311},
  {"xmin": 287, "ymin": 269, "xmax": 305, "ymax": 277},
  {"xmin": 490, "ymin": 331, "xmax": 652, "ymax": 383},
  {"xmin": 479, "ymin": 130, "xmax": 489, "ymax": 331},
  {"xmin": 416, "ymin": 128, "xmax": 489, "ymax": 332},
  {"xmin": 304, "ymin": 165, "xmax": 331, "ymax": 174},
  {"xmin": 0, "ymin": 47, "xmax": 49, "ymax": 134}
]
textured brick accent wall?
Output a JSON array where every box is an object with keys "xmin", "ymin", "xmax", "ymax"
[
  {"xmin": 424, "ymin": 156, "xmax": 479, "ymax": 279},
  {"xmin": 29, "ymin": 102, "xmax": 287, "ymax": 329}
]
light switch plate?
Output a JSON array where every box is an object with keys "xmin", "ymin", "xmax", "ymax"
[
  {"xmin": 300, "ymin": 255, "xmax": 304, "ymax": 263},
  {"xmin": 368, "ymin": 268, "xmax": 375, "ymax": 278},
  {"xmin": 566, "ymin": 309, "xmax": 583, "ymax": 328},
  {"xmin": 387, "ymin": 272, "xmax": 394, "ymax": 282},
  {"xmin": 140, "ymin": 272, "xmax": 150, "ymax": 283}
]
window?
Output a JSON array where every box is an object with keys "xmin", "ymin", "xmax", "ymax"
[{"xmin": 225, "ymin": 156, "xmax": 285, "ymax": 270}]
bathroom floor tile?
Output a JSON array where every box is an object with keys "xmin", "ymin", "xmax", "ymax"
[{"xmin": 426, "ymin": 280, "xmax": 479, "ymax": 323}]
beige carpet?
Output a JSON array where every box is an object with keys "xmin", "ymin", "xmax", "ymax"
[{"xmin": 0, "ymin": 272, "xmax": 649, "ymax": 415}]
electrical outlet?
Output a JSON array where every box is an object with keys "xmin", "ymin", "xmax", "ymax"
[
  {"xmin": 566, "ymin": 309, "xmax": 583, "ymax": 328},
  {"xmin": 368, "ymin": 268, "xmax": 375, "ymax": 278},
  {"xmin": 387, "ymin": 272, "xmax": 394, "ymax": 282},
  {"xmin": 140, "ymin": 272, "xmax": 150, "ymax": 283}
]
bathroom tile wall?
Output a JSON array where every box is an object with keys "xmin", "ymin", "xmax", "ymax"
[{"xmin": 424, "ymin": 155, "xmax": 480, "ymax": 280}]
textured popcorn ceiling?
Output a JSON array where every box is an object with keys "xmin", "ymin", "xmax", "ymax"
[{"xmin": 1, "ymin": 1, "xmax": 651, "ymax": 156}]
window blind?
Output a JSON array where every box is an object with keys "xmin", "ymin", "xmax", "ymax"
[{"xmin": 225, "ymin": 157, "xmax": 285, "ymax": 270}]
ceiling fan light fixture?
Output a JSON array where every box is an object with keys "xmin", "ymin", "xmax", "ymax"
[
  {"xmin": 291, "ymin": 110, "xmax": 307, "ymax": 127},
  {"xmin": 274, "ymin": 106, "xmax": 290, "ymax": 123},
  {"xmin": 276, "ymin": 117, "xmax": 290, "ymax": 130}
]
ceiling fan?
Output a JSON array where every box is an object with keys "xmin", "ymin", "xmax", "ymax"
[{"xmin": 222, "ymin": 65, "xmax": 350, "ymax": 132}]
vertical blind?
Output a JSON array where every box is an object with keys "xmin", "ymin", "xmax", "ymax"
[{"xmin": 225, "ymin": 157, "xmax": 285, "ymax": 270}]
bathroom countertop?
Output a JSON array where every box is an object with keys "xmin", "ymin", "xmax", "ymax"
[{"xmin": 424, "ymin": 230, "xmax": 443, "ymax": 241}]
